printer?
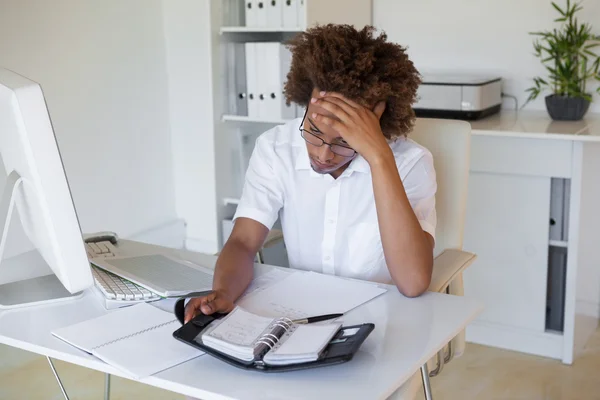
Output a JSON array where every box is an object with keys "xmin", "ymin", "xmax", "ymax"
[{"xmin": 412, "ymin": 74, "xmax": 502, "ymax": 120}]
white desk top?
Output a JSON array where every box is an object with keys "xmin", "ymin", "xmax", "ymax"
[
  {"xmin": 0, "ymin": 241, "xmax": 483, "ymax": 400},
  {"xmin": 470, "ymin": 110, "xmax": 600, "ymax": 142}
]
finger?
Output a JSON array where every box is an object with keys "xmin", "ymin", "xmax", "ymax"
[
  {"xmin": 199, "ymin": 292, "xmax": 218, "ymax": 315},
  {"xmin": 202, "ymin": 295, "xmax": 233, "ymax": 315},
  {"xmin": 184, "ymin": 298, "xmax": 202, "ymax": 323},
  {"xmin": 310, "ymin": 96, "xmax": 352, "ymax": 121},
  {"xmin": 373, "ymin": 101, "xmax": 386, "ymax": 119},
  {"xmin": 318, "ymin": 91, "xmax": 361, "ymax": 109},
  {"xmin": 311, "ymin": 112, "xmax": 346, "ymax": 135}
]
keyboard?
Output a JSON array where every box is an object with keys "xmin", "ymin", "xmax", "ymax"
[
  {"xmin": 85, "ymin": 240, "xmax": 119, "ymax": 259},
  {"xmin": 85, "ymin": 241, "xmax": 161, "ymax": 309}
]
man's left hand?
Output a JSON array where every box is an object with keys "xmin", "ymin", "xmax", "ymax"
[{"xmin": 311, "ymin": 91, "xmax": 391, "ymax": 164}]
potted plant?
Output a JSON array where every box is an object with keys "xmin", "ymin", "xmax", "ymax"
[{"xmin": 526, "ymin": 0, "xmax": 600, "ymax": 121}]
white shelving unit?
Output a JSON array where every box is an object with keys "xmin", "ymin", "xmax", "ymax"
[{"xmin": 211, "ymin": 0, "xmax": 373, "ymax": 248}]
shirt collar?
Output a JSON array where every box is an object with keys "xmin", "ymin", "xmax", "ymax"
[{"xmin": 293, "ymin": 138, "xmax": 371, "ymax": 177}]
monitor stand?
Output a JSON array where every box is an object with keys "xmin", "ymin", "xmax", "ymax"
[{"xmin": 0, "ymin": 171, "xmax": 82, "ymax": 309}]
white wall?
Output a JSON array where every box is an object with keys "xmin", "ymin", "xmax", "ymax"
[
  {"xmin": 0, "ymin": 0, "xmax": 182, "ymax": 257},
  {"xmin": 162, "ymin": 0, "xmax": 220, "ymax": 254},
  {"xmin": 373, "ymin": 0, "xmax": 600, "ymax": 113}
]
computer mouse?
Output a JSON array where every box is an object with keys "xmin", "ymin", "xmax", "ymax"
[{"xmin": 83, "ymin": 231, "xmax": 118, "ymax": 244}]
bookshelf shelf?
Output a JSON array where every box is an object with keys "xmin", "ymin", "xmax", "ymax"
[
  {"xmin": 220, "ymin": 26, "xmax": 302, "ymax": 34},
  {"xmin": 222, "ymin": 114, "xmax": 292, "ymax": 124}
]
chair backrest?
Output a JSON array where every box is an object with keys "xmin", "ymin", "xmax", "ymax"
[{"xmin": 408, "ymin": 118, "xmax": 472, "ymax": 257}]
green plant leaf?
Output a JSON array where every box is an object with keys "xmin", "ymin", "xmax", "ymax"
[{"xmin": 552, "ymin": 1, "xmax": 566, "ymax": 16}]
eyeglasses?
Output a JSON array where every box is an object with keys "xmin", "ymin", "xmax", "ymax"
[{"xmin": 298, "ymin": 108, "xmax": 356, "ymax": 157}]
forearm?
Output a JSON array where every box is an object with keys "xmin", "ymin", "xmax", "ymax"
[
  {"xmin": 212, "ymin": 238, "xmax": 255, "ymax": 302},
  {"xmin": 369, "ymin": 152, "xmax": 433, "ymax": 297}
]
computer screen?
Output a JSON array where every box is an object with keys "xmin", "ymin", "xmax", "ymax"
[{"xmin": 0, "ymin": 67, "xmax": 93, "ymax": 304}]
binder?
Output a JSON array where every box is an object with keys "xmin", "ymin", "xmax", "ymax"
[
  {"xmin": 546, "ymin": 245, "xmax": 567, "ymax": 332},
  {"xmin": 263, "ymin": 43, "xmax": 295, "ymax": 120},
  {"xmin": 282, "ymin": 0, "xmax": 297, "ymax": 28},
  {"xmin": 245, "ymin": 42, "xmax": 259, "ymax": 118},
  {"xmin": 245, "ymin": 0, "xmax": 257, "ymax": 26},
  {"xmin": 549, "ymin": 178, "xmax": 571, "ymax": 241},
  {"xmin": 296, "ymin": 0, "xmax": 307, "ymax": 29},
  {"xmin": 254, "ymin": 43, "xmax": 269, "ymax": 119},
  {"xmin": 224, "ymin": 0, "xmax": 245, "ymax": 26},
  {"xmin": 562, "ymin": 179, "xmax": 570, "ymax": 241},
  {"xmin": 549, "ymin": 178, "xmax": 564, "ymax": 241},
  {"xmin": 256, "ymin": 0, "xmax": 268, "ymax": 27},
  {"xmin": 173, "ymin": 302, "xmax": 374, "ymax": 373},
  {"xmin": 226, "ymin": 43, "xmax": 248, "ymax": 116},
  {"xmin": 235, "ymin": 44, "xmax": 248, "ymax": 116},
  {"xmin": 266, "ymin": 0, "xmax": 283, "ymax": 28}
]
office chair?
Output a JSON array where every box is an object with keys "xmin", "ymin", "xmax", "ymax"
[
  {"xmin": 398, "ymin": 117, "xmax": 477, "ymax": 400},
  {"xmin": 256, "ymin": 228, "xmax": 284, "ymax": 264},
  {"xmin": 257, "ymin": 118, "xmax": 477, "ymax": 400}
]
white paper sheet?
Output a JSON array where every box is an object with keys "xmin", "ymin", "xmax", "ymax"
[{"xmin": 236, "ymin": 271, "xmax": 387, "ymax": 319}]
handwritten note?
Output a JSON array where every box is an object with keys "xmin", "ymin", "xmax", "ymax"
[{"xmin": 206, "ymin": 307, "xmax": 274, "ymax": 347}]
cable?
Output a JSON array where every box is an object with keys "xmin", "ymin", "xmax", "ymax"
[{"xmin": 501, "ymin": 93, "xmax": 519, "ymax": 111}]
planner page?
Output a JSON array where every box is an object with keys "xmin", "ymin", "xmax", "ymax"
[
  {"xmin": 200, "ymin": 307, "xmax": 275, "ymax": 361},
  {"xmin": 236, "ymin": 271, "xmax": 387, "ymax": 319},
  {"xmin": 262, "ymin": 323, "xmax": 342, "ymax": 365}
]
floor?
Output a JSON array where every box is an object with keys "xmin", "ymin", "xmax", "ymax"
[{"xmin": 1, "ymin": 329, "xmax": 600, "ymax": 399}]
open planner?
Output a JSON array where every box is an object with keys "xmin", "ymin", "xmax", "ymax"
[{"xmin": 173, "ymin": 306, "xmax": 374, "ymax": 372}]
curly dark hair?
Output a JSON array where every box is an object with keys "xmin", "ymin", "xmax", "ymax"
[{"xmin": 283, "ymin": 24, "xmax": 421, "ymax": 139}]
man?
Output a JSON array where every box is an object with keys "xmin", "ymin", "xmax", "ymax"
[{"xmin": 185, "ymin": 24, "xmax": 436, "ymax": 323}]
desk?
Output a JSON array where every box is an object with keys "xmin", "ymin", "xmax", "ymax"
[{"xmin": 0, "ymin": 240, "xmax": 482, "ymax": 400}]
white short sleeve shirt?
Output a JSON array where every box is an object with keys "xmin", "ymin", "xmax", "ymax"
[{"xmin": 233, "ymin": 118, "xmax": 437, "ymax": 284}]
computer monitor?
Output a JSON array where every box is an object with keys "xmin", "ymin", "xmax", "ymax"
[{"xmin": 0, "ymin": 67, "xmax": 93, "ymax": 309}]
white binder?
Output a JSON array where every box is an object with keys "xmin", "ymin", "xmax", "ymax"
[
  {"xmin": 282, "ymin": 0, "xmax": 298, "ymax": 28},
  {"xmin": 245, "ymin": 0, "xmax": 257, "ymax": 26},
  {"xmin": 256, "ymin": 0, "xmax": 268, "ymax": 27},
  {"xmin": 297, "ymin": 0, "xmax": 306, "ymax": 29},
  {"xmin": 245, "ymin": 42, "xmax": 260, "ymax": 118},
  {"xmin": 267, "ymin": 0, "xmax": 283, "ymax": 28},
  {"xmin": 254, "ymin": 43, "xmax": 269, "ymax": 119},
  {"xmin": 258, "ymin": 43, "xmax": 296, "ymax": 120},
  {"xmin": 234, "ymin": 44, "xmax": 248, "ymax": 116},
  {"xmin": 275, "ymin": 44, "xmax": 296, "ymax": 120}
]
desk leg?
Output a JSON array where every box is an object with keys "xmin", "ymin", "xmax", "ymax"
[
  {"xmin": 420, "ymin": 363, "xmax": 433, "ymax": 400},
  {"xmin": 105, "ymin": 373, "xmax": 111, "ymax": 400},
  {"xmin": 46, "ymin": 357, "xmax": 70, "ymax": 400}
]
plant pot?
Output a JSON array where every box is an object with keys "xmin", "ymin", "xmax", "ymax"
[{"xmin": 545, "ymin": 95, "xmax": 590, "ymax": 121}]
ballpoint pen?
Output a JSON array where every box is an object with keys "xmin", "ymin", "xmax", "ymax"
[{"xmin": 292, "ymin": 313, "xmax": 343, "ymax": 324}]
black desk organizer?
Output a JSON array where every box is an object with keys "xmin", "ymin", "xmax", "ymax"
[{"xmin": 172, "ymin": 298, "xmax": 374, "ymax": 373}]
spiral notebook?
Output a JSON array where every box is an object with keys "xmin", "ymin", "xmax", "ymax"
[
  {"xmin": 52, "ymin": 303, "xmax": 203, "ymax": 379},
  {"xmin": 198, "ymin": 306, "xmax": 342, "ymax": 366}
]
